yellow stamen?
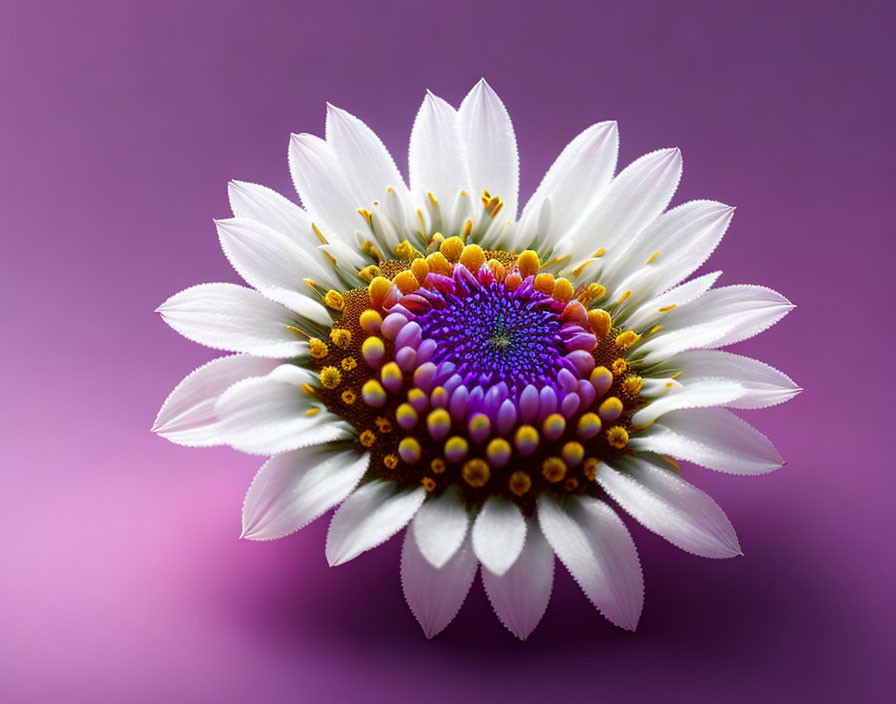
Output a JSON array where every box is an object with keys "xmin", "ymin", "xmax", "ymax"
[
  {"xmin": 340, "ymin": 356, "xmax": 357, "ymax": 372},
  {"xmin": 542, "ymin": 457, "xmax": 567, "ymax": 483},
  {"xmin": 357, "ymin": 208, "xmax": 373, "ymax": 226},
  {"xmin": 623, "ymin": 376, "xmax": 643, "ymax": 395},
  {"xmin": 541, "ymin": 254, "xmax": 572, "ymax": 269},
  {"xmin": 572, "ymin": 259, "xmax": 597, "ymax": 278},
  {"xmin": 646, "ymin": 249, "xmax": 660, "ymax": 264},
  {"xmin": 439, "ymin": 236, "xmax": 465, "ymax": 262},
  {"xmin": 516, "ymin": 250, "xmax": 540, "ymax": 278},
  {"xmin": 583, "ymin": 457, "xmax": 599, "ymax": 481},
  {"xmin": 487, "ymin": 258, "xmax": 506, "ymax": 281},
  {"xmin": 311, "ymin": 222, "xmax": 328, "ymax": 244},
  {"xmin": 320, "ymin": 366, "xmax": 341, "ymax": 389},
  {"xmin": 359, "ymin": 429, "xmax": 376, "ymax": 447},
  {"xmin": 358, "ymin": 265, "xmax": 382, "ymax": 282},
  {"xmin": 552, "ymin": 277, "xmax": 575, "ymax": 303},
  {"xmin": 588, "ymin": 309, "xmax": 612, "ymax": 338},
  {"xmin": 615, "ymin": 330, "xmax": 640, "ymax": 348},
  {"xmin": 425, "ymin": 251, "xmax": 453, "ymax": 276},
  {"xmin": 508, "ymin": 471, "xmax": 532, "ymax": 497},
  {"xmin": 410, "ymin": 258, "xmax": 430, "ymax": 284},
  {"xmin": 341, "ymin": 389, "xmax": 356, "ymax": 405},
  {"xmin": 308, "ymin": 338, "xmax": 328, "ymax": 359},
  {"xmin": 534, "ymin": 273, "xmax": 555, "ymax": 295},
  {"xmin": 393, "ymin": 270, "xmax": 420, "ymax": 294},
  {"xmin": 607, "ymin": 426, "xmax": 629, "ymax": 449},
  {"xmin": 459, "ymin": 244, "xmax": 486, "ymax": 272},
  {"xmin": 368, "ymin": 276, "xmax": 392, "ymax": 310},
  {"xmin": 329, "ymin": 328, "xmax": 351, "ymax": 348},
  {"xmin": 324, "ymin": 290, "xmax": 345, "ymax": 311},
  {"xmin": 462, "ymin": 458, "xmax": 490, "ymax": 488},
  {"xmin": 395, "ymin": 240, "xmax": 421, "ymax": 261}
]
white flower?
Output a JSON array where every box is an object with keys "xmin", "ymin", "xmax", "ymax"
[{"xmin": 154, "ymin": 79, "xmax": 799, "ymax": 639}]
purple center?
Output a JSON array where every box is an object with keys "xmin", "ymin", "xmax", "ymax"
[
  {"xmin": 416, "ymin": 279, "xmax": 567, "ymax": 392},
  {"xmin": 384, "ymin": 263, "xmax": 601, "ymax": 431}
]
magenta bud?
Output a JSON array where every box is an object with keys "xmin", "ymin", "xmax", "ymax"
[
  {"xmin": 519, "ymin": 385, "xmax": 539, "ymax": 423},
  {"xmin": 381, "ymin": 312, "xmax": 408, "ymax": 340}
]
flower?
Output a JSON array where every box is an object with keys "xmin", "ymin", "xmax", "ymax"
[{"xmin": 154, "ymin": 79, "xmax": 799, "ymax": 639}]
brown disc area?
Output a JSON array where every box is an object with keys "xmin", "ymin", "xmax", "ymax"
[{"xmin": 307, "ymin": 257, "xmax": 647, "ymax": 516}]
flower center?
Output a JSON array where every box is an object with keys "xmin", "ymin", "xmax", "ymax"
[
  {"xmin": 415, "ymin": 277, "xmax": 568, "ymax": 398},
  {"xmin": 305, "ymin": 238, "xmax": 646, "ymax": 514}
]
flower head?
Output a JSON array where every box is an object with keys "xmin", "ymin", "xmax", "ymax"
[{"xmin": 154, "ymin": 80, "xmax": 799, "ymax": 639}]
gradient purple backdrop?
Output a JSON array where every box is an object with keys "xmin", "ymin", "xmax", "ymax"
[{"xmin": 2, "ymin": 1, "xmax": 893, "ymax": 702}]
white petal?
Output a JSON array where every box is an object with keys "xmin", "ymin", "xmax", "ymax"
[
  {"xmin": 227, "ymin": 180, "xmax": 343, "ymax": 289},
  {"xmin": 666, "ymin": 349, "xmax": 801, "ymax": 409},
  {"xmin": 631, "ymin": 379, "xmax": 745, "ymax": 427},
  {"xmin": 319, "ymin": 237, "xmax": 368, "ymax": 270},
  {"xmin": 597, "ymin": 457, "xmax": 742, "ymax": 558},
  {"xmin": 622, "ymin": 271, "xmax": 721, "ymax": 332},
  {"xmin": 559, "ymin": 148, "xmax": 682, "ymax": 272},
  {"xmin": 325, "ymin": 104, "xmax": 409, "ymax": 206},
  {"xmin": 606, "ymin": 200, "xmax": 734, "ymax": 298},
  {"xmin": 630, "ymin": 408, "xmax": 784, "ymax": 474},
  {"xmin": 215, "ymin": 364, "xmax": 350, "ymax": 455},
  {"xmin": 216, "ymin": 217, "xmax": 332, "ymax": 325},
  {"xmin": 326, "ymin": 481, "xmax": 426, "ymax": 566},
  {"xmin": 153, "ymin": 354, "xmax": 279, "ymax": 446},
  {"xmin": 458, "ymin": 79, "xmax": 519, "ymax": 220},
  {"xmin": 288, "ymin": 133, "xmax": 365, "ymax": 241},
  {"xmin": 228, "ymin": 180, "xmax": 316, "ymax": 246},
  {"xmin": 401, "ymin": 530, "xmax": 478, "ymax": 639},
  {"xmin": 241, "ymin": 449, "xmax": 369, "ymax": 540},
  {"xmin": 409, "ymin": 92, "xmax": 466, "ymax": 205},
  {"xmin": 517, "ymin": 121, "xmax": 618, "ymax": 249},
  {"xmin": 472, "ymin": 496, "xmax": 527, "ymax": 577},
  {"xmin": 481, "ymin": 520, "xmax": 554, "ymax": 640},
  {"xmin": 157, "ymin": 283, "xmax": 306, "ymax": 357},
  {"xmin": 411, "ymin": 486, "xmax": 469, "ymax": 569},
  {"xmin": 637, "ymin": 285, "xmax": 794, "ymax": 363},
  {"xmin": 538, "ymin": 494, "xmax": 643, "ymax": 631}
]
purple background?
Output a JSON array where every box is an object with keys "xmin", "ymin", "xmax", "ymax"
[{"xmin": 3, "ymin": 1, "xmax": 893, "ymax": 701}]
